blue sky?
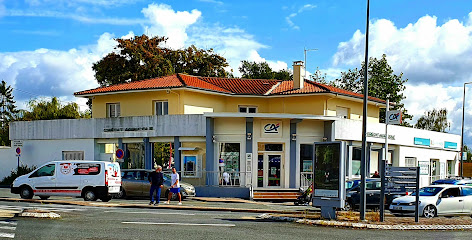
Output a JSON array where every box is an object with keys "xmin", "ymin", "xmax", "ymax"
[{"xmin": 1, "ymin": 0, "xmax": 472, "ymax": 142}]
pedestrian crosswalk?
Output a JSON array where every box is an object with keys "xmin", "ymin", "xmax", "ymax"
[
  {"xmin": 0, "ymin": 204, "xmax": 91, "ymax": 213},
  {"xmin": 0, "ymin": 220, "xmax": 16, "ymax": 239}
]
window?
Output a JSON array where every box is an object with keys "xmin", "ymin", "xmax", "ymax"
[
  {"xmin": 238, "ymin": 105, "xmax": 257, "ymax": 113},
  {"xmin": 106, "ymin": 103, "xmax": 120, "ymax": 118},
  {"xmin": 336, "ymin": 106, "xmax": 349, "ymax": 119},
  {"xmin": 218, "ymin": 143, "xmax": 241, "ymax": 186},
  {"xmin": 352, "ymin": 148, "xmax": 361, "ymax": 176},
  {"xmin": 462, "ymin": 187, "xmax": 472, "ymax": 196},
  {"xmin": 447, "ymin": 160, "xmax": 454, "ymax": 176},
  {"xmin": 122, "ymin": 171, "xmax": 137, "ymax": 180},
  {"xmin": 441, "ymin": 187, "xmax": 460, "ymax": 198},
  {"xmin": 62, "ymin": 151, "xmax": 84, "ymax": 160},
  {"xmin": 405, "ymin": 157, "xmax": 417, "ymax": 167},
  {"xmin": 183, "ymin": 155, "xmax": 198, "ymax": 177},
  {"xmin": 300, "ymin": 144, "xmax": 313, "ymax": 173},
  {"xmin": 155, "ymin": 101, "xmax": 168, "ymax": 115},
  {"xmin": 29, "ymin": 164, "xmax": 55, "ymax": 178},
  {"xmin": 264, "ymin": 144, "xmax": 283, "ymax": 151}
]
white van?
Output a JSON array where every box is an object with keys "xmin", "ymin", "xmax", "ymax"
[{"xmin": 11, "ymin": 160, "xmax": 121, "ymax": 202}]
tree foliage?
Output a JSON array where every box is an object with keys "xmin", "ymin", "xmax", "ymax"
[
  {"xmin": 0, "ymin": 80, "xmax": 19, "ymax": 146},
  {"xmin": 21, "ymin": 97, "xmax": 90, "ymax": 121},
  {"xmin": 0, "ymin": 164, "xmax": 37, "ymax": 186},
  {"xmin": 93, "ymin": 35, "xmax": 229, "ymax": 87},
  {"xmin": 331, "ymin": 54, "xmax": 412, "ymax": 125},
  {"xmin": 414, "ymin": 108, "xmax": 450, "ymax": 132},
  {"xmin": 238, "ymin": 61, "xmax": 292, "ymax": 80}
]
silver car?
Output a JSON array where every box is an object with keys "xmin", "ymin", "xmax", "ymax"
[
  {"xmin": 117, "ymin": 169, "xmax": 196, "ymax": 200},
  {"xmin": 389, "ymin": 185, "xmax": 472, "ymax": 218}
]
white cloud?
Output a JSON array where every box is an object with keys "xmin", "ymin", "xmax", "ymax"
[
  {"xmin": 333, "ymin": 13, "xmax": 472, "ymax": 85},
  {"xmin": 142, "ymin": 3, "xmax": 201, "ymax": 49},
  {"xmin": 285, "ymin": 4, "xmax": 316, "ymax": 30},
  {"xmin": 0, "ymin": 33, "xmax": 117, "ymax": 111}
]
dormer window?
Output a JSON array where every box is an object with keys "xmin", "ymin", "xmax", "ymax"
[{"xmin": 239, "ymin": 105, "xmax": 257, "ymax": 113}]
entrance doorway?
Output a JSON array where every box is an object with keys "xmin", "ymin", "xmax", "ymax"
[{"xmin": 257, "ymin": 153, "xmax": 283, "ymax": 187}]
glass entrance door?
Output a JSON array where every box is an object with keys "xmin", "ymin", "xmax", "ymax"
[{"xmin": 257, "ymin": 153, "xmax": 283, "ymax": 188}]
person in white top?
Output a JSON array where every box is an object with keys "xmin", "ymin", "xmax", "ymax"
[
  {"xmin": 166, "ymin": 167, "xmax": 182, "ymax": 205},
  {"xmin": 222, "ymin": 171, "xmax": 230, "ymax": 185}
]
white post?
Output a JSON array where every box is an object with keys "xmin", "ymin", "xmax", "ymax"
[{"xmin": 384, "ymin": 99, "xmax": 389, "ymax": 163}]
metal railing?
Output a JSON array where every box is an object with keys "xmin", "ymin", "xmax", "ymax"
[
  {"xmin": 300, "ymin": 172, "xmax": 313, "ymax": 189},
  {"xmin": 168, "ymin": 170, "xmax": 253, "ymax": 187}
]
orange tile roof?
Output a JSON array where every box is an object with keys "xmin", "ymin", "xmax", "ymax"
[{"xmin": 74, "ymin": 73, "xmax": 385, "ymax": 103}]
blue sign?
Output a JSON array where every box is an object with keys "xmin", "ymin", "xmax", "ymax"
[
  {"xmin": 444, "ymin": 142, "xmax": 458, "ymax": 149},
  {"xmin": 414, "ymin": 137, "xmax": 430, "ymax": 146},
  {"xmin": 116, "ymin": 149, "xmax": 124, "ymax": 159}
]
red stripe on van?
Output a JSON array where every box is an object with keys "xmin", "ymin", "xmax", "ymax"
[{"xmin": 33, "ymin": 190, "xmax": 81, "ymax": 193}]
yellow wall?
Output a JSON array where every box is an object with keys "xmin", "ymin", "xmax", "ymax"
[{"xmin": 90, "ymin": 89, "xmax": 381, "ymax": 121}]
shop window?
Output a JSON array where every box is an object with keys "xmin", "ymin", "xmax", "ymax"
[
  {"xmin": 62, "ymin": 151, "xmax": 84, "ymax": 160},
  {"xmin": 300, "ymin": 144, "xmax": 313, "ymax": 173},
  {"xmin": 351, "ymin": 148, "xmax": 361, "ymax": 176},
  {"xmin": 447, "ymin": 160, "xmax": 454, "ymax": 176},
  {"xmin": 155, "ymin": 101, "xmax": 168, "ymax": 116},
  {"xmin": 183, "ymin": 155, "xmax": 198, "ymax": 177},
  {"xmin": 218, "ymin": 143, "xmax": 241, "ymax": 186},
  {"xmin": 238, "ymin": 105, "xmax": 257, "ymax": 113},
  {"xmin": 106, "ymin": 103, "xmax": 120, "ymax": 118},
  {"xmin": 405, "ymin": 157, "xmax": 417, "ymax": 167}
]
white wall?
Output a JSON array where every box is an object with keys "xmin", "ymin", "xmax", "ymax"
[{"xmin": 0, "ymin": 139, "xmax": 96, "ymax": 180}]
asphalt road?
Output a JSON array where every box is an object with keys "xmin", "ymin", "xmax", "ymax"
[{"xmin": 2, "ymin": 201, "xmax": 472, "ymax": 240}]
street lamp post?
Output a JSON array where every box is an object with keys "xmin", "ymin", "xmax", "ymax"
[
  {"xmin": 460, "ymin": 82, "xmax": 472, "ymax": 177},
  {"xmin": 304, "ymin": 48, "xmax": 318, "ymax": 79}
]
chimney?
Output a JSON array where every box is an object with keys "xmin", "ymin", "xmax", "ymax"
[{"xmin": 292, "ymin": 61, "xmax": 305, "ymax": 89}]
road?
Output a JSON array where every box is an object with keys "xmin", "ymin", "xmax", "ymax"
[{"xmin": 2, "ymin": 202, "xmax": 472, "ymax": 239}]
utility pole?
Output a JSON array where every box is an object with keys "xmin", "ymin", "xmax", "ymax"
[
  {"xmin": 304, "ymin": 48, "xmax": 318, "ymax": 80},
  {"xmin": 461, "ymin": 82, "xmax": 472, "ymax": 177}
]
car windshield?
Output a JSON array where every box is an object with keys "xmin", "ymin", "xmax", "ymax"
[{"xmin": 411, "ymin": 187, "xmax": 443, "ymax": 196}]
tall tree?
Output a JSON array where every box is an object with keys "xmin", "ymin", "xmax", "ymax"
[
  {"xmin": 22, "ymin": 97, "xmax": 90, "ymax": 121},
  {"xmin": 93, "ymin": 35, "xmax": 229, "ymax": 87},
  {"xmin": 238, "ymin": 61, "xmax": 292, "ymax": 80},
  {"xmin": 331, "ymin": 54, "xmax": 412, "ymax": 126},
  {"xmin": 0, "ymin": 80, "xmax": 19, "ymax": 146},
  {"xmin": 414, "ymin": 108, "xmax": 450, "ymax": 132}
]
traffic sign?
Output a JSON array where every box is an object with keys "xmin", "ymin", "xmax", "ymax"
[
  {"xmin": 116, "ymin": 149, "xmax": 124, "ymax": 159},
  {"xmin": 15, "ymin": 147, "xmax": 21, "ymax": 155},
  {"xmin": 13, "ymin": 140, "xmax": 23, "ymax": 147}
]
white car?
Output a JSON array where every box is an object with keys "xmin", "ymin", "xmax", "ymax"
[{"xmin": 389, "ymin": 185, "xmax": 472, "ymax": 218}]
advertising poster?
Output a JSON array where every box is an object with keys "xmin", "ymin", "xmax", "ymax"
[{"xmin": 314, "ymin": 143, "xmax": 340, "ymax": 198}]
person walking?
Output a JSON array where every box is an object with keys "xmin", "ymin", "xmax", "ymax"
[
  {"xmin": 148, "ymin": 165, "xmax": 164, "ymax": 206},
  {"xmin": 165, "ymin": 167, "xmax": 182, "ymax": 205}
]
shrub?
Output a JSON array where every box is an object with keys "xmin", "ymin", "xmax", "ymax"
[{"xmin": 0, "ymin": 165, "xmax": 37, "ymax": 186}]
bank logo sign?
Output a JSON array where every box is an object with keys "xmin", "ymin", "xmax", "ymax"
[
  {"xmin": 387, "ymin": 110, "xmax": 402, "ymax": 125},
  {"xmin": 264, "ymin": 123, "xmax": 280, "ymax": 134}
]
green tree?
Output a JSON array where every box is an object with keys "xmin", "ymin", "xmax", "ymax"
[
  {"xmin": 331, "ymin": 54, "xmax": 412, "ymax": 126},
  {"xmin": 21, "ymin": 97, "xmax": 90, "ymax": 121},
  {"xmin": 310, "ymin": 67, "xmax": 328, "ymax": 84},
  {"xmin": 238, "ymin": 61, "xmax": 292, "ymax": 80},
  {"xmin": 93, "ymin": 35, "xmax": 229, "ymax": 87},
  {"xmin": 414, "ymin": 108, "xmax": 450, "ymax": 132},
  {"xmin": 0, "ymin": 80, "xmax": 19, "ymax": 146}
]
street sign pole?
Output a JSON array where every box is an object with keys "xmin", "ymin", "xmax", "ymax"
[
  {"xmin": 380, "ymin": 159, "xmax": 385, "ymax": 222},
  {"xmin": 415, "ymin": 166, "xmax": 420, "ymax": 222}
]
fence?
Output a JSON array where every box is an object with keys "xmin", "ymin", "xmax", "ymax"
[
  {"xmin": 300, "ymin": 172, "xmax": 313, "ymax": 189},
  {"xmin": 169, "ymin": 170, "xmax": 253, "ymax": 187}
]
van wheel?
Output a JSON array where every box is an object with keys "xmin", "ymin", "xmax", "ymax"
[
  {"xmin": 83, "ymin": 190, "xmax": 97, "ymax": 201},
  {"xmin": 20, "ymin": 186, "xmax": 33, "ymax": 199},
  {"xmin": 39, "ymin": 196, "xmax": 50, "ymax": 200}
]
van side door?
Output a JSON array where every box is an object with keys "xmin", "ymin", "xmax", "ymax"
[
  {"xmin": 28, "ymin": 163, "xmax": 56, "ymax": 194},
  {"xmin": 56, "ymin": 162, "xmax": 81, "ymax": 196}
]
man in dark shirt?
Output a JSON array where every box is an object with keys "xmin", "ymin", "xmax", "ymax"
[{"xmin": 148, "ymin": 165, "xmax": 164, "ymax": 205}]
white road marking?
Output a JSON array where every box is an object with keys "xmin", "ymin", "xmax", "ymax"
[
  {"xmin": 122, "ymin": 222, "xmax": 235, "ymax": 227},
  {"xmin": 105, "ymin": 211, "xmax": 195, "ymax": 216},
  {"xmin": 0, "ymin": 222, "xmax": 16, "ymax": 226},
  {"xmin": 0, "ymin": 227, "xmax": 15, "ymax": 231},
  {"xmin": 0, "ymin": 232, "xmax": 15, "ymax": 238}
]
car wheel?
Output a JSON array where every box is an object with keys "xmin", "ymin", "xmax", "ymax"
[
  {"xmin": 20, "ymin": 186, "xmax": 33, "ymax": 199},
  {"xmin": 39, "ymin": 196, "xmax": 50, "ymax": 200},
  {"xmin": 116, "ymin": 188, "xmax": 126, "ymax": 199},
  {"xmin": 83, "ymin": 190, "xmax": 97, "ymax": 201},
  {"xmin": 344, "ymin": 201, "xmax": 354, "ymax": 211},
  {"xmin": 423, "ymin": 205, "xmax": 437, "ymax": 218}
]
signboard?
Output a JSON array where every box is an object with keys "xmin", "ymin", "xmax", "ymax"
[
  {"xmin": 444, "ymin": 141, "xmax": 457, "ymax": 150},
  {"xmin": 462, "ymin": 152, "xmax": 468, "ymax": 161},
  {"xmin": 116, "ymin": 149, "xmax": 124, "ymax": 159},
  {"xmin": 13, "ymin": 140, "xmax": 23, "ymax": 147},
  {"xmin": 15, "ymin": 147, "xmax": 21, "ymax": 156},
  {"xmin": 414, "ymin": 137, "xmax": 430, "ymax": 146},
  {"xmin": 261, "ymin": 120, "xmax": 282, "ymax": 138},
  {"xmin": 418, "ymin": 161, "xmax": 429, "ymax": 175},
  {"xmin": 387, "ymin": 110, "xmax": 402, "ymax": 125},
  {"xmin": 385, "ymin": 167, "xmax": 418, "ymax": 194}
]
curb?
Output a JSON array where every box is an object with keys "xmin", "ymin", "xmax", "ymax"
[
  {"xmin": 19, "ymin": 211, "xmax": 61, "ymax": 219},
  {"xmin": 259, "ymin": 214, "xmax": 472, "ymax": 230},
  {"xmin": 0, "ymin": 197, "xmax": 305, "ymax": 214}
]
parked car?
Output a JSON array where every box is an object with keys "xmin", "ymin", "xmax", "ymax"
[
  {"xmin": 432, "ymin": 178, "xmax": 472, "ymax": 186},
  {"xmin": 11, "ymin": 160, "xmax": 121, "ymax": 202},
  {"xmin": 345, "ymin": 178, "xmax": 377, "ymax": 192},
  {"xmin": 345, "ymin": 179, "xmax": 403, "ymax": 210},
  {"xmin": 117, "ymin": 169, "xmax": 196, "ymax": 200},
  {"xmin": 389, "ymin": 185, "xmax": 472, "ymax": 218}
]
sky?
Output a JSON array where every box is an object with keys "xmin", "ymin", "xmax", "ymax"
[{"xmin": 1, "ymin": 0, "xmax": 472, "ymax": 143}]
